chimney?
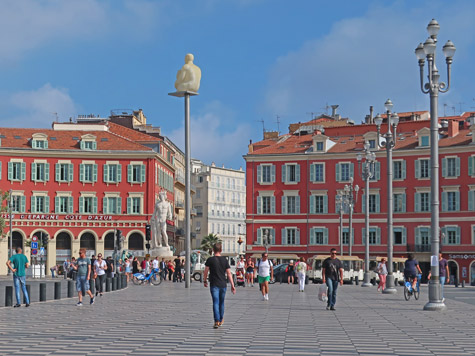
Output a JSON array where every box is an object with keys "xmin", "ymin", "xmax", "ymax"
[
  {"xmin": 448, "ymin": 120, "xmax": 459, "ymax": 137},
  {"xmin": 369, "ymin": 106, "xmax": 374, "ymax": 124},
  {"xmin": 331, "ymin": 105, "xmax": 339, "ymax": 118}
]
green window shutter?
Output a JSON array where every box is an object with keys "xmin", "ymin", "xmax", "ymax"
[
  {"xmin": 79, "ymin": 164, "xmax": 84, "ymax": 182},
  {"xmin": 257, "ymin": 165, "xmax": 262, "ymax": 183},
  {"xmin": 68, "ymin": 164, "xmax": 73, "ymax": 182},
  {"xmin": 20, "ymin": 196, "xmax": 25, "ymax": 213},
  {"xmin": 296, "ymin": 196, "xmax": 300, "ymax": 214},
  {"xmin": 402, "ymin": 194, "xmax": 406, "ymax": 213},
  {"xmin": 271, "ymin": 229, "xmax": 275, "ymax": 244},
  {"xmin": 375, "ymin": 162, "xmax": 380, "ymax": 181},
  {"xmin": 117, "ymin": 165, "xmax": 122, "ymax": 182},
  {"xmin": 310, "ymin": 164, "xmax": 315, "ymax": 182},
  {"xmin": 31, "ymin": 163, "xmax": 37, "ymax": 181},
  {"xmin": 281, "ymin": 229, "xmax": 287, "ymax": 245},
  {"xmin": 68, "ymin": 197, "xmax": 73, "ymax": 213},
  {"xmin": 257, "ymin": 229, "xmax": 262, "ymax": 244},
  {"xmin": 103, "ymin": 197, "xmax": 108, "ymax": 214},
  {"xmin": 415, "ymin": 193, "xmax": 420, "ymax": 212},
  {"xmin": 377, "ymin": 227, "xmax": 381, "ymax": 245},
  {"xmin": 257, "ymin": 196, "xmax": 262, "ymax": 214},
  {"xmin": 79, "ymin": 197, "xmax": 84, "ymax": 214},
  {"xmin": 80, "ymin": 141, "xmax": 85, "ymax": 150},
  {"xmin": 21, "ymin": 162, "xmax": 26, "ymax": 181},
  {"xmin": 362, "ymin": 228, "xmax": 366, "ymax": 245},
  {"xmin": 350, "ymin": 163, "xmax": 354, "ymax": 180},
  {"xmin": 93, "ymin": 164, "xmax": 98, "ymax": 182},
  {"xmin": 469, "ymin": 156, "xmax": 474, "ymax": 176},
  {"xmin": 296, "ymin": 164, "xmax": 300, "ymax": 182},
  {"xmin": 7, "ymin": 162, "xmax": 12, "ymax": 180},
  {"xmin": 456, "ymin": 227, "xmax": 461, "ymax": 245},
  {"xmin": 309, "ymin": 195, "xmax": 315, "ymax": 214},
  {"xmin": 55, "ymin": 197, "xmax": 59, "ymax": 213},
  {"xmin": 402, "ymin": 227, "xmax": 407, "ymax": 245},
  {"xmin": 442, "ymin": 192, "xmax": 448, "ymax": 212},
  {"xmin": 335, "ymin": 163, "xmax": 341, "ymax": 181},
  {"xmin": 117, "ymin": 197, "xmax": 122, "ymax": 214},
  {"xmin": 376, "ymin": 195, "xmax": 380, "ymax": 213},
  {"xmin": 141, "ymin": 165, "xmax": 146, "ymax": 183},
  {"xmin": 104, "ymin": 164, "xmax": 109, "ymax": 182},
  {"xmin": 415, "ymin": 159, "xmax": 420, "ymax": 179},
  {"xmin": 271, "ymin": 196, "xmax": 275, "ymax": 214},
  {"xmin": 296, "ymin": 229, "xmax": 300, "ymax": 245},
  {"xmin": 455, "ymin": 191, "xmax": 460, "ymax": 211},
  {"xmin": 282, "ymin": 165, "xmax": 287, "ymax": 183},
  {"xmin": 282, "ymin": 196, "xmax": 287, "ymax": 214},
  {"xmin": 271, "ymin": 165, "xmax": 276, "ymax": 182},
  {"xmin": 45, "ymin": 163, "xmax": 50, "ymax": 181},
  {"xmin": 92, "ymin": 141, "xmax": 97, "ymax": 150},
  {"xmin": 127, "ymin": 197, "xmax": 132, "ymax": 214},
  {"xmin": 127, "ymin": 165, "xmax": 132, "ymax": 183},
  {"xmin": 45, "ymin": 196, "xmax": 50, "ymax": 213},
  {"xmin": 442, "ymin": 157, "xmax": 447, "ymax": 178},
  {"xmin": 309, "ymin": 228, "xmax": 315, "ymax": 245},
  {"xmin": 31, "ymin": 196, "xmax": 36, "ymax": 213},
  {"xmin": 323, "ymin": 228, "xmax": 329, "ymax": 245},
  {"xmin": 455, "ymin": 157, "xmax": 460, "ymax": 177},
  {"xmin": 402, "ymin": 160, "xmax": 406, "ymax": 179},
  {"xmin": 415, "ymin": 227, "xmax": 420, "ymax": 245},
  {"xmin": 469, "ymin": 191, "xmax": 474, "ymax": 211},
  {"xmin": 93, "ymin": 197, "xmax": 97, "ymax": 214},
  {"xmin": 323, "ymin": 195, "xmax": 328, "ymax": 213},
  {"xmin": 44, "ymin": 140, "xmax": 48, "ymax": 149}
]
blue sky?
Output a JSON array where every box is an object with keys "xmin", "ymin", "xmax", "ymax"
[{"xmin": 0, "ymin": 0, "xmax": 474, "ymax": 169}]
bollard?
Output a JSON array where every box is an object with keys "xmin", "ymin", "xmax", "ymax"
[
  {"xmin": 462, "ymin": 280, "xmax": 465, "ymax": 288},
  {"xmin": 24, "ymin": 285, "xmax": 31, "ymax": 304},
  {"xmin": 89, "ymin": 279, "xmax": 95, "ymax": 295},
  {"xmin": 67, "ymin": 280, "xmax": 74, "ymax": 298},
  {"xmin": 39, "ymin": 283, "xmax": 46, "ymax": 302},
  {"xmin": 112, "ymin": 276, "xmax": 117, "ymax": 291},
  {"xmin": 54, "ymin": 282, "xmax": 61, "ymax": 300},
  {"xmin": 72, "ymin": 271, "xmax": 77, "ymax": 281},
  {"xmin": 117, "ymin": 275, "xmax": 122, "ymax": 290},
  {"xmin": 355, "ymin": 276, "xmax": 359, "ymax": 285},
  {"xmin": 5, "ymin": 286, "xmax": 13, "ymax": 307},
  {"xmin": 106, "ymin": 277, "xmax": 112, "ymax": 292}
]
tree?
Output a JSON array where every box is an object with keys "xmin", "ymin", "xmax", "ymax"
[
  {"xmin": 0, "ymin": 190, "xmax": 10, "ymax": 238},
  {"xmin": 200, "ymin": 234, "xmax": 222, "ymax": 254}
]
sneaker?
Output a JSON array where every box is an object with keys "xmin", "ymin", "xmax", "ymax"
[
  {"xmin": 213, "ymin": 322, "xmax": 219, "ymax": 329},
  {"xmin": 13, "ymin": 304, "xmax": 21, "ymax": 308},
  {"xmin": 326, "ymin": 305, "xmax": 330, "ymax": 310},
  {"xmin": 330, "ymin": 306, "xmax": 336, "ymax": 311},
  {"xmin": 76, "ymin": 302, "xmax": 83, "ymax": 307},
  {"xmin": 25, "ymin": 304, "xmax": 30, "ymax": 307},
  {"xmin": 251, "ymin": 284, "xmax": 254, "ymax": 287},
  {"xmin": 90, "ymin": 297, "xmax": 95, "ymax": 305},
  {"xmin": 96, "ymin": 291, "xmax": 99, "ymax": 296},
  {"xmin": 262, "ymin": 295, "xmax": 266, "ymax": 301},
  {"xmin": 265, "ymin": 294, "xmax": 269, "ymax": 301},
  {"xmin": 442, "ymin": 298, "xmax": 445, "ymax": 302}
]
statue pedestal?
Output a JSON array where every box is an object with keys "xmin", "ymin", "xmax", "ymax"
[{"xmin": 149, "ymin": 246, "xmax": 173, "ymax": 257}]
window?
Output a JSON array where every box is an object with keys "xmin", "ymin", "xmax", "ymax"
[
  {"xmin": 393, "ymin": 227, "xmax": 406, "ymax": 245},
  {"xmin": 103, "ymin": 196, "xmax": 121, "ymax": 214},
  {"xmin": 31, "ymin": 195, "xmax": 50, "ymax": 213},
  {"xmin": 196, "ymin": 206, "xmax": 203, "ymax": 217},
  {"xmin": 421, "ymin": 136, "xmax": 429, "ymax": 147},
  {"xmin": 32, "ymin": 139, "xmax": 48, "ymax": 149},
  {"xmin": 309, "ymin": 228, "xmax": 328, "ymax": 245},
  {"xmin": 368, "ymin": 140, "xmax": 376, "ymax": 149},
  {"xmin": 362, "ymin": 194, "xmax": 380, "ymax": 213},
  {"xmin": 416, "ymin": 159, "xmax": 430, "ymax": 179},
  {"xmin": 415, "ymin": 227, "xmax": 430, "ymax": 246},
  {"xmin": 442, "ymin": 157, "xmax": 460, "ymax": 178},
  {"xmin": 79, "ymin": 196, "xmax": 97, "ymax": 214},
  {"xmin": 80, "ymin": 163, "xmax": 98, "ymax": 183},
  {"xmin": 55, "ymin": 196, "xmax": 73, "ymax": 214},
  {"xmin": 127, "ymin": 164, "xmax": 146, "ymax": 183},
  {"xmin": 11, "ymin": 195, "xmax": 25, "ymax": 213},
  {"xmin": 316, "ymin": 142, "xmax": 324, "ymax": 151},
  {"xmin": 80, "ymin": 140, "xmax": 96, "ymax": 150},
  {"xmin": 393, "ymin": 160, "xmax": 406, "ymax": 180},
  {"xmin": 282, "ymin": 164, "xmax": 300, "ymax": 183},
  {"xmin": 442, "ymin": 191, "xmax": 460, "ymax": 212},
  {"xmin": 393, "ymin": 193, "xmax": 406, "ymax": 213},
  {"xmin": 31, "ymin": 162, "xmax": 49, "ymax": 182},
  {"xmin": 104, "ymin": 163, "xmax": 122, "ymax": 183},
  {"xmin": 258, "ymin": 164, "xmax": 275, "ymax": 184},
  {"xmin": 56, "ymin": 163, "xmax": 73, "ymax": 183},
  {"xmin": 196, "ymin": 189, "xmax": 201, "ymax": 199},
  {"xmin": 8, "ymin": 162, "xmax": 26, "ymax": 181},
  {"xmin": 341, "ymin": 228, "xmax": 354, "ymax": 245},
  {"xmin": 442, "ymin": 226, "xmax": 460, "ymax": 245},
  {"xmin": 257, "ymin": 195, "xmax": 275, "ymax": 214},
  {"xmin": 415, "ymin": 192, "xmax": 430, "ymax": 212},
  {"xmin": 336, "ymin": 163, "xmax": 353, "ymax": 182},
  {"xmin": 281, "ymin": 228, "xmax": 299, "ymax": 245},
  {"xmin": 310, "ymin": 163, "xmax": 324, "ymax": 182},
  {"xmin": 127, "ymin": 197, "xmax": 142, "ymax": 214},
  {"xmin": 282, "ymin": 195, "xmax": 300, "ymax": 214},
  {"xmin": 310, "ymin": 195, "xmax": 328, "ymax": 214},
  {"xmin": 362, "ymin": 227, "xmax": 381, "ymax": 245}
]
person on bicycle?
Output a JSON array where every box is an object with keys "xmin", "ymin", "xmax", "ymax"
[{"xmin": 404, "ymin": 254, "xmax": 422, "ymax": 291}]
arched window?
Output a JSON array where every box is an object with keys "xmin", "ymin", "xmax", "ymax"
[
  {"xmin": 9, "ymin": 231, "xmax": 23, "ymax": 250},
  {"xmin": 56, "ymin": 232, "xmax": 71, "ymax": 250},
  {"xmin": 80, "ymin": 233, "xmax": 95, "ymax": 250},
  {"xmin": 104, "ymin": 233, "xmax": 115, "ymax": 250},
  {"xmin": 128, "ymin": 233, "xmax": 144, "ymax": 250}
]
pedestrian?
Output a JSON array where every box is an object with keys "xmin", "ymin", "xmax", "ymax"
[
  {"xmin": 50, "ymin": 264, "xmax": 58, "ymax": 278},
  {"xmin": 152, "ymin": 256, "xmax": 159, "ymax": 274},
  {"xmin": 94, "ymin": 253, "xmax": 107, "ymax": 297},
  {"xmin": 255, "ymin": 252, "xmax": 273, "ymax": 301},
  {"xmin": 203, "ymin": 243, "xmax": 236, "ymax": 328},
  {"xmin": 376, "ymin": 258, "xmax": 388, "ymax": 292},
  {"xmin": 404, "ymin": 253, "xmax": 422, "ymax": 292},
  {"xmin": 69, "ymin": 257, "xmax": 77, "ymax": 279},
  {"xmin": 160, "ymin": 258, "xmax": 167, "ymax": 280},
  {"xmin": 427, "ymin": 251, "xmax": 450, "ymax": 302},
  {"xmin": 322, "ymin": 248, "xmax": 343, "ymax": 311},
  {"xmin": 105, "ymin": 256, "xmax": 114, "ymax": 278},
  {"xmin": 6, "ymin": 247, "xmax": 30, "ymax": 308},
  {"xmin": 71, "ymin": 248, "xmax": 95, "ymax": 306},
  {"xmin": 287, "ymin": 260, "xmax": 295, "ymax": 285},
  {"xmin": 90, "ymin": 255, "xmax": 96, "ymax": 286},
  {"xmin": 132, "ymin": 257, "xmax": 139, "ymax": 274},
  {"xmin": 174, "ymin": 256, "xmax": 182, "ymax": 282},
  {"xmin": 296, "ymin": 257, "xmax": 307, "ymax": 292},
  {"xmin": 63, "ymin": 259, "xmax": 69, "ymax": 279},
  {"xmin": 124, "ymin": 258, "xmax": 132, "ymax": 282},
  {"xmin": 167, "ymin": 260, "xmax": 174, "ymax": 281},
  {"xmin": 245, "ymin": 258, "xmax": 255, "ymax": 287}
]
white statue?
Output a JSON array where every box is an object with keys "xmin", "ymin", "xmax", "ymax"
[
  {"xmin": 151, "ymin": 192, "xmax": 173, "ymax": 248},
  {"xmin": 174, "ymin": 53, "xmax": 201, "ymax": 92}
]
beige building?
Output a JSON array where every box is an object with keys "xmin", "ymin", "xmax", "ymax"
[{"xmin": 192, "ymin": 160, "xmax": 245, "ymax": 255}]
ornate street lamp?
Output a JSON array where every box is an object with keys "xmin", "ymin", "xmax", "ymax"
[
  {"xmin": 357, "ymin": 143, "xmax": 377, "ymax": 287},
  {"xmin": 341, "ymin": 177, "xmax": 359, "ymax": 256},
  {"xmin": 415, "ymin": 19, "xmax": 455, "ymax": 311},
  {"xmin": 336, "ymin": 196, "xmax": 344, "ymax": 256}
]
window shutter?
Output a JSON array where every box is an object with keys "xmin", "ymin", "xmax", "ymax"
[
  {"xmin": 362, "ymin": 228, "xmax": 366, "ymax": 245},
  {"xmin": 271, "ymin": 229, "xmax": 275, "ymax": 244},
  {"xmin": 103, "ymin": 197, "xmax": 108, "ymax": 214},
  {"xmin": 92, "ymin": 141, "xmax": 97, "ymax": 150},
  {"xmin": 376, "ymin": 194, "xmax": 380, "ymax": 213},
  {"xmin": 68, "ymin": 164, "xmax": 73, "ymax": 182},
  {"xmin": 323, "ymin": 195, "xmax": 328, "ymax": 213},
  {"xmin": 31, "ymin": 196, "xmax": 36, "ymax": 213},
  {"xmin": 55, "ymin": 197, "xmax": 59, "ymax": 213},
  {"xmin": 79, "ymin": 164, "xmax": 84, "ymax": 182},
  {"xmin": 79, "ymin": 197, "xmax": 84, "ymax": 214},
  {"xmin": 68, "ymin": 197, "xmax": 73, "ymax": 213},
  {"xmin": 31, "ymin": 163, "xmax": 37, "ymax": 181},
  {"xmin": 335, "ymin": 163, "xmax": 340, "ymax": 181},
  {"xmin": 323, "ymin": 228, "xmax": 329, "ymax": 245},
  {"xmin": 127, "ymin": 197, "xmax": 132, "ymax": 214},
  {"xmin": 350, "ymin": 163, "xmax": 354, "ymax": 180},
  {"xmin": 93, "ymin": 164, "xmax": 98, "ymax": 182},
  {"xmin": 309, "ymin": 195, "xmax": 315, "ymax": 214},
  {"xmin": 402, "ymin": 160, "xmax": 406, "ymax": 179},
  {"xmin": 442, "ymin": 192, "xmax": 448, "ymax": 212},
  {"xmin": 127, "ymin": 165, "xmax": 132, "ymax": 183},
  {"xmin": 21, "ymin": 163, "xmax": 26, "ymax": 181},
  {"xmin": 257, "ymin": 165, "xmax": 262, "ymax": 183},
  {"xmin": 469, "ymin": 190, "xmax": 474, "ymax": 211},
  {"xmin": 141, "ymin": 165, "xmax": 146, "ymax": 183},
  {"xmin": 20, "ymin": 196, "xmax": 25, "ymax": 213},
  {"xmin": 455, "ymin": 157, "xmax": 460, "ymax": 177},
  {"xmin": 402, "ymin": 227, "xmax": 407, "ymax": 245},
  {"xmin": 415, "ymin": 193, "xmax": 420, "ymax": 212},
  {"xmin": 7, "ymin": 162, "xmax": 12, "ymax": 180},
  {"xmin": 415, "ymin": 227, "xmax": 421, "ymax": 245},
  {"xmin": 375, "ymin": 161, "xmax": 380, "ymax": 181},
  {"xmin": 93, "ymin": 197, "xmax": 98, "ymax": 214},
  {"xmin": 415, "ymin": 159, "xmax": 420, "ymax": 179},
  {"xmin": 282, "ymin": 165, "xmax": 287, "ymax": 183},
  {"xmin": 469, "ymin": 156, "xmax": 474, "ymax": 176},
  {"xmin": 296, "ymin": 229, "xmax": 300, "ymax": 245},
  {"xmin": 455, "ymin": 191, "xmax": 460, "ymax": 211},
  {"xmin": 80, "ymin": 141, "xmax": 85, "ymax": 150},
  {"xmin": 296, "ymin": 164, "xmax": 300, "ymax": 182},
  {"xmin": 442, "ymin": 157, "xmax": 447, "ymax": 178},
  {"xmin": 257, "ymin": 196, "xmax": 262, "ymax": 214},
  {"xmin": 402, "ymin": 194, "xmax": 406, "ymax": 213},
  {"xmin": 271, "ymin": 165, "xmax": 276, "ymax": 183},
  {"xmin": 309, "ymin": 228, "xmax": 315, "ymax": 245},
  {"xmin": 104, "ymin": 165, "xmax": 109, "ymax": 182},
  {"xmin": 310, "ymin": 164, "xmax": 315, "ymax": 182},
  {"xmin": 281, "ymin": 228, "xmax": 287, "ymax": 245},
  {"xmin": 271, "ymin": 196, "xmax": 275, "ymax": 214},
  {"xmin": 45, "ymin": 196, "xmax": 50, "ymax": 213},
  {"xmin": 117, "ymin": 165, "xmax": 122, "ymax": 182},
  {"xmin": 117, "ymin": 197, "xmax": 122, "ymax": 214},
  {"xmin": 257, "ymin": 229, "xmax": 262, "ymax": 244},
  {"xmin": 296, "ymin": 195, "xmax": 300, "ymax": 214},
  {"xmin": 377, "ymin": 227, "xmax": 381, "ymax": 245},
  {"xmin": 282, "ymin": 196, "xmax": 287, "ymax": 214},
  {"xmin": 45, "ymin": 163, "xmax": 50, "ymax": 181},
  {"xmin": 456, "ymin": 226, "xmax": 461, "ymax": 245}
]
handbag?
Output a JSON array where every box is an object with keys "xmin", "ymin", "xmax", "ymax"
[{"xmin": 318, "ymin": 284, "xmax": 328, "ymax": 302}]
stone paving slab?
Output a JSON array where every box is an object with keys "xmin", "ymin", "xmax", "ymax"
[{"xmin": 0, "ymin": 282, "xmax": 475, "ymax": 355}]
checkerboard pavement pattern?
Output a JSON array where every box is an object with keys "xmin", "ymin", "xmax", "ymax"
[{"xmin": 0, "ymin": 281, "xmax": 474, "ymax": 356}]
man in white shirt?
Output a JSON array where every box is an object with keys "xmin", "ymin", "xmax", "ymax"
[
  {"xmin": 152, "ymin": 257, "xmax": 159, "ymax": 272},
  {"xmin": 254, "ymin": 253, "xmax": 273, "ymax": 301}
]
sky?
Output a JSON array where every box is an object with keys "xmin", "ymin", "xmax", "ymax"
[{"xmin": 0, "ymin": 0, "xmax": 474, "ymax": 169}]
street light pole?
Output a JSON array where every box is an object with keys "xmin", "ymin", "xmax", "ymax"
[
  {"xmin": 375, "ymin": 100, "xmax": 399, "ymax": 294},
  {"xmin": 357, "ymin": 144, "xmax": 376, "ymax": 287},
  {"xmin": 342, "ymin": 177, "xmax": 359, "ymax": 256},
  {"xmin": 415, "ymin": 19, "xmax": 455, "ymax": 311},
  {"xmin": 8, "ymin": 189, "xmax": 13, "ymax": 275},
  {"xmin": 336, "ymin": 196, "xmax": 344, "ymax": 256}
]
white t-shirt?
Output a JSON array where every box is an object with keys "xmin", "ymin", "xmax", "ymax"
[
  {"xmin": 296, "ymin": 262, "xmax": 307, "ymax": 274},
  {"xmin": 257, "ymin": 259, "xmax": 273, "ymax": 277},
  {"xmin": 237, "ymin": 260, "xmax": 245, "ymax": 269},
  {"xmin": 94, "ymin": 260, "xmax": 107, "ymax": 276},
  {"xmin": 152, "ymin": 259, "xmax": 159, "ymax": 269}
]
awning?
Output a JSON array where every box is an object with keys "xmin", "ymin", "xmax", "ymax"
[{"xmin": 250, "ymin": 253, "xmax": 299, "ymax": 259}]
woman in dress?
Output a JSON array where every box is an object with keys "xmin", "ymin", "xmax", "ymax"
[
  {"xmin": 377, "ymin": 258, "xmax": 388, "ymax": 292},
  {"xmin": 124, "ymin": 258, "xmax": 132, "ymax": 282},
  {"xmin": 245, "ymin": 258, "xmax": 255, "ymax": 287}
]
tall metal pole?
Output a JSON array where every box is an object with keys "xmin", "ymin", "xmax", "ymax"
[
  {"xmin": 184, "ymin": 93, "xmax": 191, "ymax": 288},
  {"xmin": 348, "ymin": 203, "xmax": 353, "ymax": 256},
  {"xmin": 8, "ymin": 189, "xmax": 13, "ymax": 275},
  {"xmin": 339, "ymin": 208, "xmax": 343, "ymax": 256},
  {"xmin": 362, "ymin": 160, "xmax": 372, "ymax": 287}
]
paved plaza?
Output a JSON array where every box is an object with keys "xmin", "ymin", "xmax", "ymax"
[{"xmin": 0, "ymin": 280, "xmax": 475, "ymax": 356}]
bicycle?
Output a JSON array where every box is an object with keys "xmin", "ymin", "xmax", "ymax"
[
  {"xmin": 404, "ymin": 273, "xmax": 421, "ymax": 301},
  {"xmin": 132, "ymin": 268, "xmax": 162, "ymax": 286}
]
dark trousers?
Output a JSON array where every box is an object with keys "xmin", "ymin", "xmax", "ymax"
[
  {"xmin": 95, "ymin": 274, "xmax": 106, "ymax": 293},
  {"xmin": 168, "ymin": 269, "xmax": 173, "ymax": 281},
  {"xmin": 174, "ymin": 269, "xmax": 182, "ymax": 282}
]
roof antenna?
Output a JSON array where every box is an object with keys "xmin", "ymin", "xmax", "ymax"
[
  {"xmin": 276, "ymin": 115, "xmax": 281, "ymax": 134},
  {"xmin": 52, "ymin": 112, "xmax": 59, "ymax": 121},
  {"xmin": 257, "ymin": 118, "xmax": 265, "ymax": 137}
]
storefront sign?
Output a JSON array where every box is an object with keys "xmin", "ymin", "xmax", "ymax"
[
  {"xmin": 449, "ymin": 254, "xmax": 475, "ymax": 260},
  {"xmin": 1, "ymin": 213, "xmax": 114, "ymax": 221}
]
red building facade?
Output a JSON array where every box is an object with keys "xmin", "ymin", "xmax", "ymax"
[
  {"xmin": 245, "ymin": 113, "xmax": 475, "ymax": 285},
  {"xmin": 0, "ymin": 126, "xmax": 174, "ymax": 275}
]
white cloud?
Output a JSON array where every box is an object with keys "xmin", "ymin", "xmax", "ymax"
[
  {"xmin": 169, "ymin": 101, "xmax": 251, "ymax": 169},
  {"xmin": 4, "ymin": 83, "xmax": 77, "ymax": 128},
  {"xmin": 263, "ymin": 1, "xmax": 475, "ymax": 122}
]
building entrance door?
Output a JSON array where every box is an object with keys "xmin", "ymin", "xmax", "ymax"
[{"xmin": 448, "ymin": 260, "xmax": 459, "ymax": 285}]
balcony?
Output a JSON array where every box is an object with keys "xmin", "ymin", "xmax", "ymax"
[
  {"xmin": 176, "ymin": 228, "xmax": 184, "ymax": 236},
  {"xmin": 175, "ymin": 200, "xmax": 184, "ymax": 210},
  {"xmin": 406, "ymin": 244, "xmax": 431, "ymax": 252}
]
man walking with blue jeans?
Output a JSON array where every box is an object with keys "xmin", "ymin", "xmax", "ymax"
[
  {"xmin": 6, "ymin": 247, "xmax": 30, "ymax": 308},
  {"xmin": 322, "ymin": 248, "xmax": 343, "ymax": 311},
  {"xmin": 71, "ymin": 248, "xmax": 95, "ymax": 306},
  {"xmin": 203, "ymin": 243, "xmax": 236, "ymax": 329}
]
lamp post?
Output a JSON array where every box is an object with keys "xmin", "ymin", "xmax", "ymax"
[
  {"xmin": 336, "ymin": 196, "xmax": 344, "ymax": 256},
  {"xmin": 374, "ymin": 100, "xmax": 399, "ymax": 294},
  {"xmin": 8, "ymin": 189, "xmax": 13, "ymax": 275},
  {"xmin": 341, "ymin": 177, "xmax": 359, "ymax": 256},
  {"xmin": 415, "ymin": 19, "xmax": 455, "ymax": 311},
  {"xmin": 357, "ymin": 143, "xmax": 377, "ymax": 287}
]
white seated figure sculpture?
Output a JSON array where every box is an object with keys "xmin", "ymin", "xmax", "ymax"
[
  {"xmin": 150, "ymin": 191, "xmax": 173, "ymax": 256},
  {"xmin": 174, "ymin": 53, "xmax": 201, "ymax": 93}
]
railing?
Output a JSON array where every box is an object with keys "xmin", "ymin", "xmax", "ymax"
[{"xmin": 175, "ymin": 201, "xmax": 184, "ymax": 209}]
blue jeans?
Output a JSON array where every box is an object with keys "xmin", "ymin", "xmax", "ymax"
[
  {"xmin": 210, "ymin": 286, "xmax": 226, "ymax": 322},
  {"xmin": 440, "ymin": 276, "xmax": 446, "ymax": 299},
  {"xmin": 326, "ymin": 278, "xmax": 339, "ymax": 307},
  {"xmin": 13, "ymin": 275, "xmax": 29, "ymax": 305},
  {"xmin": 76, "ymin": 275, "xmax": 90, "ymax": 294}
]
